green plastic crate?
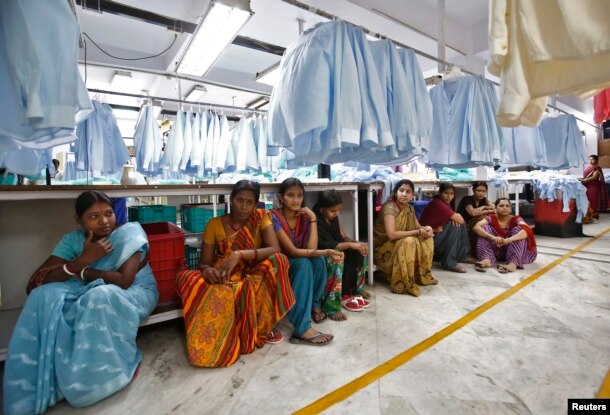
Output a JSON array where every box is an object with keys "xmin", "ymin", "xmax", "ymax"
[
  {"xmin": 185, "ymin": 245, "xmax": 201, "ymax": 270},
  {"xmin": 128, "ymin": 205, "xmax": 177, "ymax": 224},
  {"xmin": 180, "ymin": 203, "xmax": 225, "ymax": 233}
]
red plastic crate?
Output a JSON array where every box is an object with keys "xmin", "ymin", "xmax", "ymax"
[{"xmin": 142, "ymin": 222, "xmax": 186, "ymax": 303}]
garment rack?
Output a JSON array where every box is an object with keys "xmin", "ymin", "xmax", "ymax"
[
  {"xmin": 87, "ymin": 88, "xmax": 266, "ymax": 116},
  {"xmin": 281, "ymin": 0, "xmax": 599, "ymax": 130}
]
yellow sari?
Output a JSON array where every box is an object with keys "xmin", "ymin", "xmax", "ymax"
[{"xmin": 373, "ymin": 202, "xmax": 435, "ymax": 296}]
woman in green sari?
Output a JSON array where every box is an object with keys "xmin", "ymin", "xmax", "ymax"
[{"xmin": 373, "ymin": 180, "xmax": 436, "ymax": 297}]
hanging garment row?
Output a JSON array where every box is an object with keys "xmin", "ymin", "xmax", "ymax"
[
  {"xmin": 268, "ymin": 20, "xmax": 432, "ymax": 167},
  {"xmin": 136, "ymin": 108, "xmax": 288, "ymax": 178},
  {"xmin": 0, "ymin": 0, "xmax": 92, "ymax": 176}
]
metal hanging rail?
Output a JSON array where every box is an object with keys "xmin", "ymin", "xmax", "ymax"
[
  {"xmin": 87, "ymin": 88, "xmax": 266, "ymax": 115},
  {"xmin": 280, "ymin": 0, "xmax": 599, "ymax": 130}
]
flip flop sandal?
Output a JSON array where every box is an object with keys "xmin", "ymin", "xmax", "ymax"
[
  {"xmin": 341, "ymin": 297, "xmax": 363, "ymax": 312},
  {"xmin": 289, "ymin": 333, "xmax": 334, "ymax": 346},
  {"xmin": 475, "ymin": 263, "xmax": 487, "ymax": 273},
  {"xmin": 312, "ymin": 310, "xmax": 327, "ymax": 323},
  {"xmin": 447, "ymin": 265, "xmax": 467, "ymax": 273},
  {"xmin": 497, "ymin": 264, "xmax": 509, "ymax": 274},
  {"xmin": 266, "ymin": 328, "xmax": 284, "ymax": 345},
  {"xmin": 351, "ymin": 295, "xmax": 371, "ymax": 309}
]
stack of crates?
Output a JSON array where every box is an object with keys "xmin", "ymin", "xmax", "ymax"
[
  {"xmin": 180, "ymin": 203, "xmax": 226, "ymax": 233},
  {"xmin": 128, "ymin": 205, "xmax": 177, "ymax": 224},
  {"xmin": 141, "ymin": 222, "xmax": 186, "ymax": 303}
]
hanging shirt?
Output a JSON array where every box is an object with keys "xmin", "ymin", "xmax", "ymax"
[
  {"xmin": 428, "ymin": 76, "xmax": 505, "ymax": 168},
  {"xmin": 133, "ymin": 105, "xmax": 162, "ymax": 175},
  {"xmin": 502, "ymin": 125, "xmax": 547, "ymax": 167},
  {"xmin": 538, "ymin": 114, "xmax": 588, "ymax": 169},
  {"xmin": 180, "ymin": 112, "xmax": 193, "ymax": 171},
  {"xmin": 489, "ymin": 0, "xmax": 610, "ymax": 127},
  {"xmin": 268, "ymin": 21, "xmax": 362, "ymax": 165},
  {"xmin": 593, "ymin": 89, "xmax": 610, "ymax": 125}
]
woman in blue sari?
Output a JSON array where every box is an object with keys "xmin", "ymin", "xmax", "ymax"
[{"xmin": 3, "ymin": 191, "xmax": 158, "ymax": 415}]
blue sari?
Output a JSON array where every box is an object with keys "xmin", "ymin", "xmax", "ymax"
[{"xmin": 3, "ymin": 222, "xmax": 158, "ymax": 415}]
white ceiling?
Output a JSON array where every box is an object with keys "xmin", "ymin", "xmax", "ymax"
[{"xmin": 76, "ymin": 0, "xmax": 593, "ymax": 122}]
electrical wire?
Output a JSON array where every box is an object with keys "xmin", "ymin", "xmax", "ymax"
[{"xmin": 81, "ymin": 32, "xmax": 178, "ymax": 61}]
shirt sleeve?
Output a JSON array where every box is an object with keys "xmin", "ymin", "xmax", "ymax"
[
  {"xmin": 382, "ymin": 201, "xmax": 399, "ymax": 217},
  {"xmin": 51, "ymin": 231, "xmax": 83, "ymax": 261},
  {"xmin": 260, "ymin": 213, "xmax": 272, "ymax": 230},
  {"xmin": 202, "ymin": 217, "xmax": 223, "ymax": 245},
  {"xmin": 271, "ymin": 213, "xmax": 283, "ymax": 231}
]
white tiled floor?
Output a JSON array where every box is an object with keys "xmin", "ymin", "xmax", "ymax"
[{"xmin": 5, "ymin": 217, "xmax": 610, "ymax": 414}]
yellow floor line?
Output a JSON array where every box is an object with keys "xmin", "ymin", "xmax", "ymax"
[
  {"xmin": 294, "ymin": 227, "xmax": 610, "ymax": 415},
  {"xmin": 596, "ymin": 369, "xmax": 610, "ymax": 398}
]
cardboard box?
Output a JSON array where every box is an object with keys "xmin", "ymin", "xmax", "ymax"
[
  {"xmin": 598, "ymin": 155, "xmax": 610, "ymax": 168},
  {"xmin": 598, "ymin": 139, "xmax": 610, "ymax": 157}
]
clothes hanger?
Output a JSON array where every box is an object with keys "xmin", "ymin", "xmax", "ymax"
[{"xmin": 443, "ymin": 65, "xmax": 464, "ymax": 81}]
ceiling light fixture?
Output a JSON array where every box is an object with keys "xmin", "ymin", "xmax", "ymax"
[
  {"xmin": 176, "ymin": 0, "xmax": 253, "ymax": 77},
  {"xmin": 185, "ymin": 85, "xmax": 208, "ymax": 102},
  {"xmin": 255, "ymin": 62, "xmax": 280, "ymax": 86},
  {"xmin": 246, "ymin": 96, "xmax": 270, "ymax": 109}
]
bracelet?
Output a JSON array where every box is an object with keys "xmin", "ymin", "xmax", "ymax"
[
  {"xmin": 417, "ymin": 229, "xmax": 421, "ymax": 237},
  {"xmin": 80, "ymin": 266, "xmax": 90, "ymax": 281},
  {"xmin": 310, "ymin": 220, "xmax": 317, "ymax": 223},
  {"xmin": 253, "ymin": 249, "xmax": 258, "ymax": 261},
  {"xmin": 63, "ymin": 263, "xmax": 77, "ymax": 276}
]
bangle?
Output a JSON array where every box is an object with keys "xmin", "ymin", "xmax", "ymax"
[
  {"xmin": 417, "ymin": 229, "xmax": 421, "ymax": 237},
  {"xmin": 80, "ymin": 266, "xmax": 90, "ymax": 281},
  {"xmin": 253, "ymin": 249, "xmax": 258, "ymax": 261},
  {"xmin": 63, "ymin": 263, "xmax": 77, "ymax": 276},
  {"xmin": 310, "ymin": 220, "xmax": 317, "ymax": 223}
]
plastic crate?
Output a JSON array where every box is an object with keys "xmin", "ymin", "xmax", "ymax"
[
  {"xmin": 129, "ymin": 205, "xmax": 177, "ymax": 224},
  {"xmin": 185, "ymin": 245, "xmax": 201, "ymax": 270},
  {"xmin": 180, "ymin": 203, "xmax": 225, "ymax": 233},
  {"xmin": 141, "ymin": 222, "xmax": 186, "ymax": 303}
]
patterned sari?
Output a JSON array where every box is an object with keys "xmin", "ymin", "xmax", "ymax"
[
  {"xmin": 582, "ymin": 164, "xmax": 609, "ymax": 218},
  {"xmin": 176, "ymin": 209, "xmax": 294, "ymax": 368},
  {"xmin": 373, "ymin": 202, "xmax": 435, "ymax": 296},
  {"xmin": 4, "ymin": 223, "xmax": 158, "ymax": 415},
  {"xmin": 476, "ymin": 214, "xmax": 537, "ymax": 267}
]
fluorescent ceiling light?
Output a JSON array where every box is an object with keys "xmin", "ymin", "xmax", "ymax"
[
  {"xmin": 255, "ymin": 62, "xmax": 280, "ymax": 86},
  {"xmin": 177, "ymin": 0, "xmax": 253, "ymax": 77},
  {"xmin": 246, "ymin": 96, "xmax": 269, "ymax": 109},
  {"xmin": 185, "ymin": 85, "xmax": 207, "ymax": 102}
]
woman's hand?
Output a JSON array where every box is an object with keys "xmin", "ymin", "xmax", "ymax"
[
  {"xmin": 200, "ymin": 266, "xmax": 223, "ymax": 284},
  {"xmin": 217, "ymin": 251, "xmax": 241, "ymax": 279},
  {"xmin": 82, "ymin": 231, "xmax": 113, "ymax": 262},
  {"xmin": 298, "ymin": 207, "xmax": 317, "ymax": 221},
  {"xmin": 419, "ymin": 226, "xmax": 434, "ymax": 239},
  {"xmin": 26, "ymin": 263, "xmax": 63, "ymax": 294},
  {"xmin": 492, "ymin": 236, "xmax": 506, "ymax": 247},
  {"xmin": 352, "ymin": 242, "xmax": 368, "ymax": 257},
  {"xmin": 326, "ymin": 249, "xmax": 344, "ymax": 263}
]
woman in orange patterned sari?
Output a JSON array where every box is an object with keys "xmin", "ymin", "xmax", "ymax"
[{"xmin": 176, "ymin": 180, "xmax": 295, "ymax": 367}]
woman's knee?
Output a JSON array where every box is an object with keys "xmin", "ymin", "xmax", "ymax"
[{"xmin": 79, "ymin": 284, "xmax": 124, "ymax": 307}]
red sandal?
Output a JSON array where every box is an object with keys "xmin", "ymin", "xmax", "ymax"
[
  {"xmin": 340, "ymin": 297, "xmax": 363, "ymax": 312},
  {"xmin": 267, "ymin": 328, "xmax": 284, "ymax": 344}
]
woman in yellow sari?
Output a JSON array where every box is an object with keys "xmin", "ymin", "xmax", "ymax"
[
  {"xmin": 373, "ymin": 179, "xmax": 437, "ymax": 297},
  {"xmin": 176, "ymin": 180, "xmax": 295, "ymax": 368}
]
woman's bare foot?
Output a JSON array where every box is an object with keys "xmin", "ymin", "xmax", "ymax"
[
  {"xmin": 359, "ymin": 290, "xmax": 371, "ymax": 299},
  {"xmin": 328, "ymin": 311, "xmax": 347, "ymax": 321}
]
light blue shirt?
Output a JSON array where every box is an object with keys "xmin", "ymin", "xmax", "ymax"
[
  {"xmin": 502, "ymin": 125, "xmax": 547, "ymax": 167},
  {"xmin": 538, "ymin": 114, "xmax": 588, "ymax": 170}
]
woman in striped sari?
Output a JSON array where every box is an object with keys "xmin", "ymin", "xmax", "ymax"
[
  {"xmin": 473, "ymin": 198, "xmax": 537, "ymax": 272},
  {"xmin": 176, "ymin": 180, "xmax": 295, "ymax": 368}
]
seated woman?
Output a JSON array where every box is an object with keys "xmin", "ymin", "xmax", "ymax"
[
  {"xmin": 271, "ymin": 178, "xmax": 343, "ymax": 345},
  {"xmin": 456, "ymin": 181, "xmax": 495, "ymax": 255},
  {"xmin": 4, "ymin": 191, "xmax": 158, "ymax": 415},
  {"xmin": 473, "ymin": 198, "xmax": 537, "ymax": 273},
  {"xmin": 580, "ymin": 154, "xmax": 609, "ymax": 222},
  {"xmin": 373, "ymin": 179, "xmax": 436, "ymax": 297},
  {"xmin": 313, "ymin": 189, "xmax": 370, "ymax": 320},
  {"xmin": 419, "ymin": 182, "xmax": 472, "ymax": 273},
  {"xmin": 176, "ymin": 180, "xmax": 295, "ymax": 367}
]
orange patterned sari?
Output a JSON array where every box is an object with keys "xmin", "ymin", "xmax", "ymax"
[{"xmin": 176, "ymin": 209, "xmax": 294, "ymax": 367}]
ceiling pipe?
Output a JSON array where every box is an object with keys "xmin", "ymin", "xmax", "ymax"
[{"xmin": 437, "ymin": 0, "xmax": 446, "ymax": 74}]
